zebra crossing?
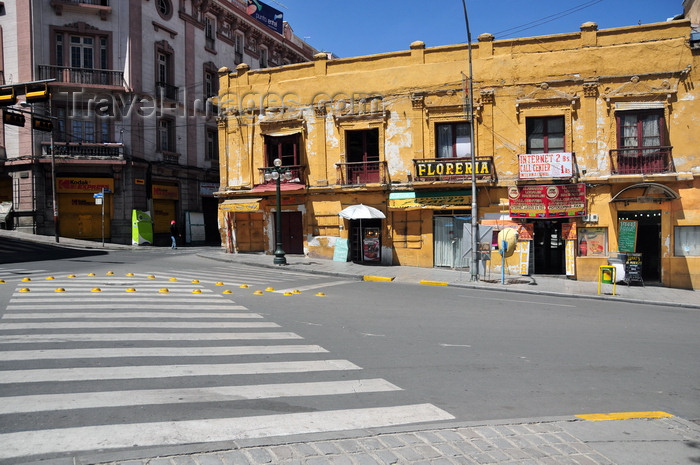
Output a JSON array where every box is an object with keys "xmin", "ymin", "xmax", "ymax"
[
  {"xmin": 0, "ymin": 266, "xmax": 51, "ymax": 282},
  {"xmin": 0, "ymin": 271, "xmax": 454, "ymax": 463}
]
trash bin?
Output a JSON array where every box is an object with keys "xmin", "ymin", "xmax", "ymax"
[{"xmin": 598, "ymin": 265, "xmax": 617, "ymax": 295}]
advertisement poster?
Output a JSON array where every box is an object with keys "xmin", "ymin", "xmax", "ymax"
[
  {"xmin": 517, "ymin": 241, "xmax": 530, "ymax": 275},
  {"xmin": 618, "ymin": 219, "xmax": 638, "ymax": 253},
  {"xmin": 509, "ymin": 184, "xmax": 586, "ymax": 218},
  {"xmin": 579, "ymin": 227, "xmax": 607, "ymax": 257},
  {"xmin": 565, "ymin": 240, "xmax": 576, "ymax": 276},
  {"xmin": 247, "ymin": 0, "xmax": 284, "ymax": 34},
  {"xmin": 562, "ymin": 222, "xmax": 577, "ymax": 240},
  {"xmin": 518, "ymin": 152, "xmax": 573, "ymax": 179}
]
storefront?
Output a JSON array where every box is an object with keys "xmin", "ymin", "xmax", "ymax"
[
  {"xmin": 152, "ymin": 183, "xmax": 179, "ymax": 236},
  {"xmin": 56, "ymin": 177, "xmax": 114, "ymax": 239},
  {"xmin": 508, "ymin": 183, "xmax": 586, "ymax": 276}
]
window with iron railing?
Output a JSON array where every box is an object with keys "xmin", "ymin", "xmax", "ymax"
[
  {"xmin": 345, "ymin": 129, "xmax": 380, "ymax": 183},
  {"xmin": 612, "ymin": 111, "xmax": 673, "ymax": 174}
]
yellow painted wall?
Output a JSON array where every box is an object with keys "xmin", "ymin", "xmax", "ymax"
[{"xmin": 218, "ymin": 19, "xmax": 699, "ymax": 288}]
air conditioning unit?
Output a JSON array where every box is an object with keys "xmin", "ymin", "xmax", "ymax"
[{"xmin": 583, "ymin": 214, "xmax": 599, "ymax": 223}]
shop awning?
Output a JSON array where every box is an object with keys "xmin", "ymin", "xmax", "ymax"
[
  {"xmin": 261, "ymin": 128, "xmax": 302, "ymax": 137},
  {"xmin": 388, "ymin": 190, "xmax": 472, "ymax": 209},
  {"xmin": 220, "ymin": 198, "xmax": 262, "ymax": 212},
  {"xmin": 251, "ymin": 182, "xmax": 306, "ymax": 193}
]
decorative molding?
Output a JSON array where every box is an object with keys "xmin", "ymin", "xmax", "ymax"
[
  {"xmin": 601, "ymin": 75, "xmax": 677, "ymax": 104},
  {"xmin": 582, "ymin": 80, "xmax": 599, "ymax": 97},
  {"xmin": 480, "ymin": 88, "xmax": 495, "ymax": 105},
  {"xmin": 410, "ymin": 92, "xmax": 425, "ymax": 109},
  {"xmin": 152, "ymin": 21, "xmax": 178, "ymax": 39}
]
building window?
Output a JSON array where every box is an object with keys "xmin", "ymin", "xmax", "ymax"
[
  {"xmin": 346, "ymin": 129, "xmax": 380, "ymax": 183},
  {"xmin": 674, "ymin": 226, "xmax": 700, "ymax": 256},
  {"xmin": 156, "ymin": 0, "xmax": 172, "ymax": 19},
  {"xmin": 578, "ymin": 227, "xmax": 608, "ymax": 257},
  {"xmin": 158, "ymin": 118, "xmax": 175, "ymax": 153},
  {"xmin": 206, "ymin": 129, "xmax": 218, "ymax": 161},
  {"xmin": 436, "ymin": 122, "xmax": 471, "ymax": 158},
  {"xmin": 205, "ymin": 16, "xmax": 216, "ymax": 50},
  {"xmin": 526, "ymin": 116, "xmax": 564, "ymax": 153},
  {"xmin": 56, "ymin": 33, "xmax": 64, "ymax": 66},
  {"xmin": 260, "ymin": 47, "xmax": 268, "ymax": 68},
  {"xmin": 265, "ymin": 134, "xmax": 300, "ymax": 167},
  {"xmin": 614, "ymin": 110, "xmax": 668, "ymax": 174},
  {"xmin": 234, "ymin": 33, "xmax": 244, "ymax": 63},
  {"xmin": 53, "ymin": 107, "xmax": 112, "ymax": 144},
  {"xmin": 70, "ymin": 36, "xmax": 94, "ymax": 69},
  {"xmin": 155, "ymin": 43, "xmax": 177, "ymax": 100}
]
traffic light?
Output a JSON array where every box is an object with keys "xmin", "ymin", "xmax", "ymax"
[
  {"xmin": 0, "ymin": 86, "xmax": 16, "ymax": 106},
  {"xmin": 3, "ymin": 109, "xmax": 26, "ymax": 127},
  {"xmin": 32, "ymin": 115, "xmax": 53, "ymax": 132},
  {"xmin": 25, "ymin": 83, "xmax": 50, "ymax": 103}
]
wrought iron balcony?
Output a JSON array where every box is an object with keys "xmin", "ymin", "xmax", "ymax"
[
  {"xmin": 38, "ymin": 65, "xmax": 124, "ymax": 87},
  {"xmin": 42, "ymin": 142, "xmax": 124, "ymax": 159},
  {"xmin": 610, "ymin": 146, "xmax": 673, "ymax": 175},
  {"xmin": 257, "ymin": 165, "xmax": 306, "ymax": 186},
  {"xmin": 336, "ymin": 161, "xmax": 389, "ymax": 185},
  {"xmin": 156, "ymin": 81, "xmax": 179, "ymax": 101}
]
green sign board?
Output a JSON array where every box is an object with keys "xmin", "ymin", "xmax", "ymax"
[
  {"xmin": 333, "ymin": 238, "xmax": 349, "ymax": 262},
  {"xmin": 618, "ymin": 219, "xmax": 638, "ymax": 253}
]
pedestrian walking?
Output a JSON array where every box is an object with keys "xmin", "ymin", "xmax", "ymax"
[{"xmin": 170, "ymin": 220, "xmax": 180, "ymax": 249}]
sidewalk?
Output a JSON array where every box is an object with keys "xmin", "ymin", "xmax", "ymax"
[{"xmin": 197, "ymin": 249, "xmax": 700, "ymax": 310}]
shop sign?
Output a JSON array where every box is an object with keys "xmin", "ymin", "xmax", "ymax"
[
  {"xmin": 152, "ymin": 184, "xmax": 179, "ymax": 200},
  {"xmin": 389, "ymin": 190, "xmax": 471, "ymax": 209},
  {"xmin": 415, "ymin": 160, "xmax": 492, "ymax": 178},
  {"xmin": 220, "ymin": 199, "xmax": 261, "ymax": 212},
  {"xmin": 200, "ymin": 182, "xmax": 219, "ymax": 197},
  {"xmin": 508, "ymin": 183, "xmax": 586, "ymax": 218},
  {"xmin": 518, "ymin": 152, "xmax": 573, "ymax": 179},
  {"xmin": 57, "ymin": 177, "xmax": 114, "ymax": 194}
]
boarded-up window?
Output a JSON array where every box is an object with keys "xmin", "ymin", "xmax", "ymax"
[
  {"xmin": 392, "ymin": 210, "xmax": 422, "ymax": 249},
  {"xmin": 310, "ymin": 213, "xmax": 340, "ymax": 236},
  {"xmin": 234, "ymin": 212, "xmax": 264, "ymax": 252}
]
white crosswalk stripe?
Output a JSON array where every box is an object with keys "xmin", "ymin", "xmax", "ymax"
[
  {"xmin": 0, "ymin": 267, "xmax": 51, "ymax": 282},
  {"xmin": 0, "ymin": 271, "xmax": 454, "ymax": 462}
]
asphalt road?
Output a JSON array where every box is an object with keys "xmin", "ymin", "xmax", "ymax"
[{"xmin": 0, "ymin": 245, "xmax": 698, "ymax": 462}]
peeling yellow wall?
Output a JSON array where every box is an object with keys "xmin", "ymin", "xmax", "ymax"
[{"xmin": 217, "ymin": 20, "xmax": 700, "ymax": 288}]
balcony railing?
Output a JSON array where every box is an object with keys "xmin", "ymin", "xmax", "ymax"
[
  {"xmin": 42, "ymin": 142, "xmax": 124, "ymax": 158},
  {"xmin": 336, "ymin": 161, "xmax": 389, "ymax": 185},
  {"xmin": 257, "ymin": 165, "xmax": 306, "ymax": 186},
  {"xmin": 412, "ymin": 157, "xmax": 495, "ymax": 182},
  {"xmin": 52, "ymin": 0, "xmax": 110, "ymax": 5},
  {"xmin": 156, "ymin": 81, "xmax": 179, "ymax": 101},
  {"xmin": 610, "ymin": 146, "xmax": 673, "ymax": 175},
  {"xmin": 38, "ymin": 65, "xmax": 124, "ymax": 87}
]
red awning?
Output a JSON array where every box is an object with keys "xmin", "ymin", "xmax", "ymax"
[{"xmin": 251, "ymin": 182, "xmax": 306, "ymax": 193}]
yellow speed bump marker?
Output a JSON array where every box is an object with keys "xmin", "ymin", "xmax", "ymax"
[
  {"xmin": 126, "ymin": 273, "xmax": 134, "ymax": 277},
  {"xmin": 19, "ymin": 288, "xmax": 31, "ymax": 293},
  {"xmin": 192, "ymin": 289, "xmax": 202, "ymax": 294},
  {"xmin": 265, "ymin": 287, "xmax": 275, "ymax": 292},
  {"xmin": 126, "ymin": 288, "xmax": 136, "ymax": 293},
  {"xmin": 240, "ymin": 284, "xmax": 249, "ymax": 289},
  {"xmin": 46, "ymin": 276, "xmax": 55, "ymax": 280},
  {"xmin": 192, "ymin": 279, "xmax": 200, "ymax": 284},
  {"xmin": 169, "ymin": 277, "xmax": 177, "ymax": 282},
  {"xmin": 0, "ymin": 279, "xmax": 5, "ymax": 284},
  {"xmin": 21, "ymin": 277, "xmax": 31, "ymax": 282},
  {"xmin": 293, "ymin": 290, "xmax": 302, "ymax": 295},
  {"xmin": 223, "ymin": 290, "xmax": 233, "ymax": 295},
  {"xmin": 253, "ymin": 290, "xmax": 264, "ymax": 295},
  {"xmin": 55, "ymin": 288, "xmax": 66, "ymax": 293},
  {"xmin": 215, "ymin": 282, "xmax": 224, "ymax": 286},
  {"xmin": 315, "ymin": 292, "xmax": 326, "ymax": 297},
  {"xmin": 91, "ymin": 288, "xmax": 102, "ymax": 293},
  {"xmin": 159, "ymin": 288, "xmax": 170, "ymax": 293},
  {"xmin": 283, "ymin": 291, "xmax": 293, "ymax": 296},
  {"xmin": 87, "ymin": 273, "xmax": 96, "ymax": 277},
  {"xmin": 106, "ymin": 271, "xmax": 114, "ymax": 275},
  {"xmin": 68, "ymin": 274, "xmax": 77, "ymax": 278},
  {"xmin": 148, "ymin": 275, "xmax": 156, "ymax": 279}
]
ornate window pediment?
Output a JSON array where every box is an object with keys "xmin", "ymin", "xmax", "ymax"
[
  {"xmin": 602, "ymin": 76, "xmax": 677, "ymax": 106},
  {"xmin": 516, "ymin": 83, "xmax": 578, "ymax": 114}
]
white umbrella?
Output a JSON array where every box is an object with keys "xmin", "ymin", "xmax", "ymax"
[{"xmin": 338, "ymin": 204, "xmax": 386, "ymax": 220}]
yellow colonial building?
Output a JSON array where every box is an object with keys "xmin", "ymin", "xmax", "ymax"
[{"xmin": 217, "ymin": 19, "xmax": 700, "ymax": 289}]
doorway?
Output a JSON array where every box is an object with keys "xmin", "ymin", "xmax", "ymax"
[
  {"xmin": 533, "ymin": 220, "xmax": 565, "ymax": 274},
  {"xmin": 349, "ymin": 218, "xmax": 382, "ymax": 263},
  {"xmin": 617, "ymin": 210, "xmax": 661, "ymax": 282},
  {"xmin": 276, "ymin": 211, "xmax": 304, "ymax": 254}
]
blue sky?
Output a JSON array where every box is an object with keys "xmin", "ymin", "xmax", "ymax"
[{"xmin": 274, "ymin": 0, "xmax": 684, "ymax": 58}]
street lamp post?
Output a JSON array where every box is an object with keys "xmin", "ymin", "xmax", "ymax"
[
  {"xmin": 461, "ymin": 0, "xmax": 479, "ymax": 281},
  {"xmin": 264, "ymin": 158, "xmax": 292, "ymax": 265}
]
